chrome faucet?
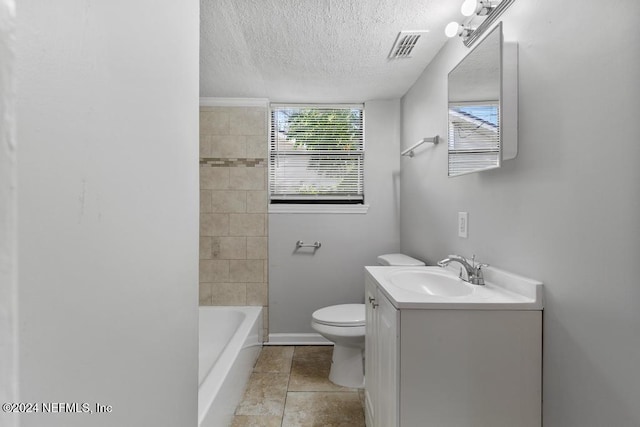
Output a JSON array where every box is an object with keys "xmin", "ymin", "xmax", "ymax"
[{"xmin": 437, "ymin": 254, "xmax": 488, "ymax": 286}]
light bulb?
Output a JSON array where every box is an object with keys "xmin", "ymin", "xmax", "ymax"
[
  {"xmin": 461, "ymin": 0, "xmax": 478, "ymax": 17},
  {"xmin": 445, "ymin": 22, "xmax": 460, "ymax": 38}
]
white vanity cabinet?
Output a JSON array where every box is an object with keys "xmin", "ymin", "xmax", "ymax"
[
  {"xmin": 365, "ymin": 277, "xmax": 399, "ymax": 427},
  {"xmin": 364, "ymin": 267, "xmax": 543, "ymax": 427}
]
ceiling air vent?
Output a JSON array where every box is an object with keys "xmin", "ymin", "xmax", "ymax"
[{"xmin": 388, "ymin": 31, "xmax": 428, "ymax": 59}]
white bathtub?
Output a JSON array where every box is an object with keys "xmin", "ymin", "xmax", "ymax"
[{"xmin": 198, "ymin": 306, "xmax": 263, "ymax": 427}]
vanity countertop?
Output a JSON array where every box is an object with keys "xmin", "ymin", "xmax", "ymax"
[{"xmin": 365, "ymin": 265, "xmax": 543, "ymax": 310}]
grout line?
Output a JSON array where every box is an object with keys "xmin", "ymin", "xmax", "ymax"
[{"xmin": 280, "ymin": 346, "xmax": 297, "ymax": 427}]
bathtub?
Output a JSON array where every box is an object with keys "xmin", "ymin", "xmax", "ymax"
[{"xmin": 198, "ymin": 306, "xmax": 263, "ymax": 427}]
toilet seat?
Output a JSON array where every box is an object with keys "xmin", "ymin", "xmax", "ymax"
[{"xmin": 312, "ymin": 304, "xmax": 365, "ymax": 327}]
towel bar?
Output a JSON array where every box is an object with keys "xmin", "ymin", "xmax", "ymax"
[
  {"xmin": 295, "ymin": 240, "xmax": 322, "ymax": 249},
  {"xmin": 401, "ymin": 135, "xmax": 439, "ymax": 157}
]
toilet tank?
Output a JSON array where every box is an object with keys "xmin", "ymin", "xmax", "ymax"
[{"xmin": 377, "ymin": 253, "xmax": 425, "ymax": 266}]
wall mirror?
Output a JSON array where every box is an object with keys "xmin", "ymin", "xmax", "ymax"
[{"xmin": 447, "ymin": 22, "xmax": 518, "ymax": 177}]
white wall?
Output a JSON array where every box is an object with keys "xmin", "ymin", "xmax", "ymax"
[
  {"xmin": 269, "ymin": 99, "xmax": 402, "ymax": 336},
  {"xmin": 16, "ymin": 1, "xmax": 199, "ymax": 426},
  {"xmin": 400, "ymin": 0, "xmax": 640, "ymax": 425},
  {"xmin": 0, "ymin": 1, "xmax": 18, "ymax": 425}
]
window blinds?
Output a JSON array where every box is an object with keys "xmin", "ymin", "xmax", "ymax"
[
  {"xmin": 269, "ymin": 105, "xmax": 364, "ymax": 203},
  {"xmin": 448, "ymin": 102, "xmax": 500, "ymax": 176}
]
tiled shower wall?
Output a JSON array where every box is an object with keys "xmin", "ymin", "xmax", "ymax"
[{"xmin": 199, "ymin": 105, "xmax": 269, "ymax": 338}]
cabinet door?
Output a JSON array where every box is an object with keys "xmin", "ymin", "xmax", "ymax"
[
  {"xmin": 364, "ymin": 278, "xmax": 377, "ymax": 426},
  {"xmin": 376, "ymin": 292, "xmax": 399, "ymax": 427}
]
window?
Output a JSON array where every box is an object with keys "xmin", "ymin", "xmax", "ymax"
[{"xmin": 269, "ymin": 104, "xmax": 364, "ymax": 204}]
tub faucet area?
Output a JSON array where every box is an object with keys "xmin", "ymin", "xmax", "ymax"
[{"xmin": 438, "ymin": 254, "xmax": 487, "ymax": 285}]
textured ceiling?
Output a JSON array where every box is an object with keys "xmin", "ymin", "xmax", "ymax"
[{"xmin": 200, "ymin": 0, "xmax": 462, "ymax": 103}]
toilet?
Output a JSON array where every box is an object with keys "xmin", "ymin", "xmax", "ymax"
[{"xmin": 311, "ymin": 253, "xmax": 425, "ymax": 388}]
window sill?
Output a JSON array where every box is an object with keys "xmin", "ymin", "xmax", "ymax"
[{"xmin": 269, "ymin": 204, "xmax": 370, "ymax": 214}]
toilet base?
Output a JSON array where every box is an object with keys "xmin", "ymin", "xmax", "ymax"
[{"xmin": 328, "ymin": 344, "xmax": 364, "ymax": 388}]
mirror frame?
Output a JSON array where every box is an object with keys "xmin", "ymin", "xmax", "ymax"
[{"xmin": 447, "ymin": 22, "xmax": 518, "ymax": 177}]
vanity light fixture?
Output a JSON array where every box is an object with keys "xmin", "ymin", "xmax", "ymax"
[
  {"xmin": 445, "ymin": 22, "xmax": 475, "ymax": 39},
  {"xmin": 461, "ymin": 0, "xmax": 498, "ymax": 17},
  {"xmin": 445, "ymin": 0, "xmax": 515, "ymax": 47}
]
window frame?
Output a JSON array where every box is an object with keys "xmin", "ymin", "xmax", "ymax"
[{"xmin": 268, "ymin": 103, "xmax": 366, "ymax": 209}]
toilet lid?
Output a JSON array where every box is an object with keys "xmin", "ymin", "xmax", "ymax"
[{"xmin": 312, "ymin": 304, "xmax": 366, "ymax": 327}]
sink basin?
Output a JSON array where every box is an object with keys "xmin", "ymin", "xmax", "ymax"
[{"xmin": 387, "ymin": 269, "xmax": 473, "ymax": 297}]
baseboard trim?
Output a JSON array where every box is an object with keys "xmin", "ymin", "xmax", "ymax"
[{"xmin": 265, "ymin": 333, "xmax": 333, "ymax": 346}]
